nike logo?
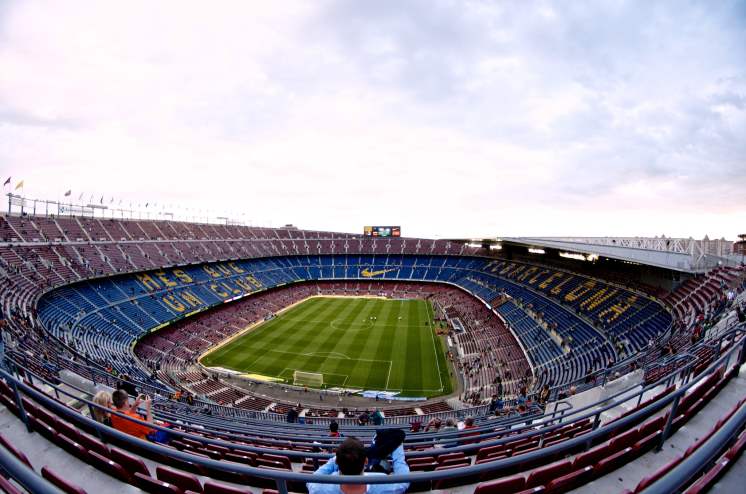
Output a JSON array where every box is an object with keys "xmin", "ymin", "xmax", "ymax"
[{"xmin": 361, "ymin": 268, "xmax": 396, "ymax": 277}]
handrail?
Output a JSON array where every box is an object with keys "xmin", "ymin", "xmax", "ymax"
[
  {"xmin": 641, "ymin": 401, "xmax": 746, "ymax": 494},
  {"xmin": 1, "ymin": 323, "xmax": 743, "ymax": 494},
  {"xmin": 0, "ymin": 443, "xmax": 64, "ymax": 494},
  {"xmin": 4, "ymin": 319, "xmax": 743, "ymax": 456}
]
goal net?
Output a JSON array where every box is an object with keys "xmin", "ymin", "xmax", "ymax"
[{"xmin": 293, "ymin": 371, "xmax": 324, "ymax": 387}]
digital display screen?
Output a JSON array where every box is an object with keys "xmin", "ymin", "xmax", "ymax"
[{"xmin": 364, "ymin": 226, "xmax": 401, "ymax": 237}]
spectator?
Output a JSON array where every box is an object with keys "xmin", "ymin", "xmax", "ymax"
[
  {"xmin": 92, "ymin": 390, "xmax": 113, "ymax": 426},
  {"xmin": 110, "ymin": 389, "xmax": 154, "ymax": 440},
  {"xmin": 287, "ymin": 407, "xmax": 299, "ymax": 423},
  {"xmin": 538, "ymin": 384, "xmax": 550, "ymax": 406},
  {"xmin": 307, "ymin": 437, "xmax": 409, "ymax": 494},
  {"xmin": 329, "ymin": 421, "xmax": 341, "ymax": 438},
  {"xmin": 357, "ymin": 411, "xmax": 369, "ymax": 426},
  {"xmin": 371, "ymin": 409, "xmax": 384, "ymax": 426},
  {"xmin": 517, "ymin": 387, "xmax": 528, "ymax": 412},
  {"xmin": 442, "ymin": 418, "xmax": 457, "ymax": 432},
  {"xmin": 424, "ymin": 417, "xmax": 442, "ymax": 432}
]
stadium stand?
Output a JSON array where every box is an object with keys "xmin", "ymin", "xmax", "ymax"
[{"xmin": 1, "ymin": 213, "xmax": 745, "ymax": 493}]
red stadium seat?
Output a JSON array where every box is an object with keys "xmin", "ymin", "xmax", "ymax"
[
  {"xmin": 525, "ymin": 459, "xmax": 573, "ymax": 488},
  {"xmin": 203, "ymin": 481, "xmax": 253, "ymax": 494},
  {"xmin": 156, "ymin": 466, "xmax": 203, "ymax": 494},
  {"xmin": 108, "ymin": 447, "xmax": 150, "ymax": 479},
  {"xmin": 41, "ymin": 466, "xmax": 88, "ymax": 494},
  {"xmin": 544, "ymin": 466, "xmax": 593, "ymax": 493},
  {"xmin": 134, "ymin": 472, "xmax": 184, "ymax": 494},
  {"xmin": 474, "ymin": 474, "xmax": 526, "ymax": 494},
  {"xmin": 683, "ymin": 458, "xmax": 730, "ymax": 494}
]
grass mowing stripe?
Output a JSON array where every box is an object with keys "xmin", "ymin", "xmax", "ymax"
[
  {"xmin": 364, "ymin": 300, "xmax": 400, "ymax": 390},
  {"xmin": 324, "ymin": 299, "xmax": 376, "ymax": 385},
  {"xmin": 402, "ymin": 300, "xmax": 423, "ymax": 393}
]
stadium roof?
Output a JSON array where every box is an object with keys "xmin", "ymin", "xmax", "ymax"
[{"xmin": 501, "ymin": 236, "xmax": 736, "ymax": 273}]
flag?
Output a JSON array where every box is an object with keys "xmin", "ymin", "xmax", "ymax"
[
  {"xmin": 145, "ymin": 202, "xmax": 149, "ymax": 208},
  {"xmin": 78, "ymin": 192, "xmax": 84, "ymax": 200},
  {"xmin": 110, "ymin": 197, "xmax": 114, "ymax": 203},
  {"xmin": 3, "ymin": 177, "xmax": 9, "ymax": 186},
  {"xmin": 99, "ymin": 195, "xmax": 103, "ymax": 204},
  {"xmin": 64, "ymin": 190, "xmax": 71, "ymax": 197},
  {"xmin": 15, "ymin": 180, "xmax": 24, "ymax": 190}
]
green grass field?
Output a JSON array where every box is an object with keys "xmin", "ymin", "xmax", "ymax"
[{"xmin": 200, "ymin": 297, "xmax": 453, "ymax": 397}]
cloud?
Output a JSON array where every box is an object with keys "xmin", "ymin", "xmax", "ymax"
[{"xmin": 0, "ymin": 0, "xmax": 744, "ymax": 239}]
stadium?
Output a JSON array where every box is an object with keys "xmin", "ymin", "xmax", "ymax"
[
  {"xmin": 0, "ymin": 207, "xmax": 744, "ymax": 494},
  {"xmin": 2, "ymin": 2, "xmax": 746, "ymax": 494}
]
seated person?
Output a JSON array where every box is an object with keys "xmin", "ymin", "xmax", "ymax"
[
  {"xmin": 329, "ymin": 421, "xmax": 341, "ymax": 438},
  {"xmin": 307, "ymin": 436, "xmax": 409, "ymax": 494},
  {"xmin": 423, "ymin": 417, "xmax": 441, "ymax": 432},
  {"xmin": 110, "ymin": 389, "xmax": 154, "ymax": 440}
]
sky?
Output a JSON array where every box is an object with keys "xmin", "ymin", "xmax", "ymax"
[{"xmin": 0, "ymin": 0, "xmax": 745, "ymax": 240}]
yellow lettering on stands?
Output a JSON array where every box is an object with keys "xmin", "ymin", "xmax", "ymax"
[
  {"xmin": 565, "ymin": 280, "xmax": 596, "ymax": 302},
  {"xmin": 517, "ymin": 266, "xmax": 538, "ymax": 282},
  {"xmin": 550, "ymin": 276, "xmax": 574, "ymax": 295},
  {"xmin": 528, "ymin": 270, "xmax": 549, "ymax": 285},
  {"xmin": 580, "ymin": 288, "xmax": 618, "ymax": 310},
  {"xmin": 163, "ymin": 295, "xmax": 185, "ymax": 312},
  {"xmin": 173, "ymin": 269, "xmax": 193, "ymax": 284},
  {"xmin": 216, "ymin": 264, "xmax": 233, "ymax": 276},
  {"xmin": 234, "ymin": 278, "xmax": 252, "ymax": 292},
  {"xmin": 136, "ymin": 273, "xmax": 161, "ymax": 292},
  {"xmin": 599, "ymin": 295, "xmax": 638, "ymax": 322},
  {"xmin": 203, "ymin": 265, "xmax": 221, "ymax": 278},
  {"xmin": 539, "ymin": 271, "xmax": 563, "ymax": 289},
  {"xmin": 229, "ymin": 262, "xmax": 245, "ymax": 274},
  {"xmin": 220, "ymin": 281, "xmax": 241, "ymax": 295},
  {"xmin": 154, "ymin": 270, "xmax": 177, "ymax": 287},
  {"xmin": 181, "ymin": 291, "xmax": 203, "ymax": 308},
  {"xmin": 245, "ymin": 275, "xmax": 262, "ymax": 288},
  {"xmin": 209, "ymin": 284, "xmax": 229, "ymax": 298}
]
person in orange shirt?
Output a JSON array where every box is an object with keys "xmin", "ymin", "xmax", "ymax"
[{"xmin": 110, "ymin": 389, "xmax": 154, "ymax": 440}]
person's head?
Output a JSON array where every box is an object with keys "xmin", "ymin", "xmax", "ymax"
[
  {"xmin": 112, "ymin": 389, "xmax": 130, "ymax": 410},
  {"xmin": 464, "ymin": 416, "xmax": 474, "ymax": 427},
  {"xmin": 445, "ymin": 418, "xmax": 456, "ymax": 428},
  {"xmin": 336, "ymin": 437, "xmax": 366, "ymax": 475},
  {"xmin": 92, "ymin": 390, "xmax": 112, "ymax": 422},
  {"xmin": 330, "ymin": 421, "xmax": 339, "ymax": 433}
]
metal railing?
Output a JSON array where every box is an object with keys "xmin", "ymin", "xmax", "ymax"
[{"xmin": 1, "ymin": 322, "xmax": 743, "ymax": 493}]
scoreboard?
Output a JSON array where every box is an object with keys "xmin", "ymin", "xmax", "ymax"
[{"xmin": 364, "ymin": 226, "xmax": 401, "ymax": 237}]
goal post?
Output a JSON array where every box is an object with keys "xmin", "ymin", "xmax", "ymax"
[{"xmin": 293, "ymin": 370, "xmax": 324, "ymax": 387}]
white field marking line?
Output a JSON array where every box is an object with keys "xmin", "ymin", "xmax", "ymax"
[
  {"xmin": 425, "ymin": 300, "xmax": 445, "ymax": 392},
  {"xmin": 329, "ymin": 320, "xmax": 375, "ymax": 331},
  {"xmin": 267, "ymin": 348, "xmax": 392, "ymax": 365},
  {"xmin": 303, "ymin": 351, "xmax": 351, "ymax": 359},
  {"xmin": 281, "ymin": 367, "xmax": 350, "ymax": 385},
  {"xmin": 385, "ymin": 360, "xmax": 393, "ymax": 390}
]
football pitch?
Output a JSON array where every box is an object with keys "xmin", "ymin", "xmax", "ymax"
[{"xmin": 200, "ymin": 297, "xmax": 453, "ymax": 397}]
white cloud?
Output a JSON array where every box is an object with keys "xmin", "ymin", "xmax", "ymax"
[{"xmin": 1, "ymin": 0, "xmax": 744, "ymax": 239}]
